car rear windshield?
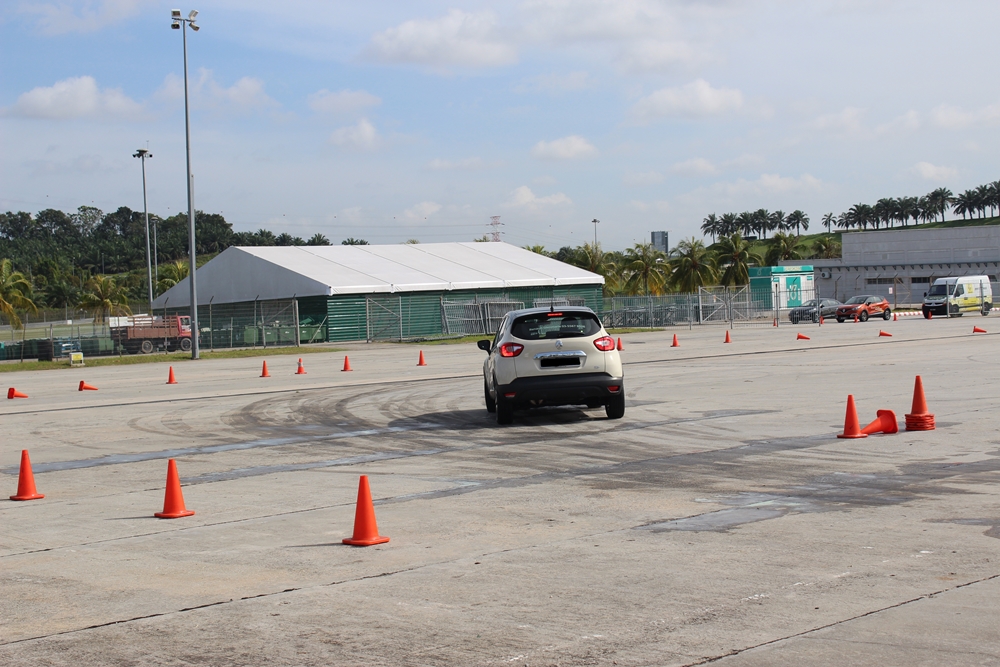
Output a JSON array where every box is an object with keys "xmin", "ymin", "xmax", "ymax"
[{"xmin": 511, "ymin": 312, "xmax": 603, "ymax": 340}]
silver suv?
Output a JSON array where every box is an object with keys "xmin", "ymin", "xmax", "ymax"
[{"xmin": 477, "ymin": 306, "xmax": 625, "ymax": 425}]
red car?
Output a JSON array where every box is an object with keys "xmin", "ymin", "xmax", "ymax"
[{"xmin": 836, "ymin": 295, "xmax": 891, "ymax": 322}]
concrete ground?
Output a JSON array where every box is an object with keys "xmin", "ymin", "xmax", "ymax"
[{"xmin": 0, "ymin": 315, "xmax": 998, "ymax": 666}]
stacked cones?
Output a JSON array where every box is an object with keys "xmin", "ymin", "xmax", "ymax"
[
  {"xmin": 417, "ymin": 350, "xmax": 427, "ymax": 366},
  {"xmin": 166, "ymin": 366, "xmax": 177, "ymax": 384},
  {"xmin": 343, "ymin": 475, "xmax": 389, "ymax": 546},
  {"xmin": 342, "ymin": 356, "xmax": 353, "ymax": 372},
  {"xmin": 154, "ymin": 459, "xmax": 194, "ymax": 519},
  {"xmin": 904, "ymin": 375, "xmax": 935, "ymax": 431},
  {"xmin": 879, "ymin": 330, "xmax": 892, "ymax": 337},
  {"xmin": 79, "ymin": 381, "xmax": 98, "ymax": 391},
  {"xmin": 671, "ymin": 334, "xmax": 679, "ymax": 347},
  {"xmin": 7, "ymin": 387, "xmax": 28, "ymax": 399},
  {"xmin": 260, "ymin": 360, "xmax": 271, "ymax": 377},
  {"xmin": 837, "ymin": 395, "xmax": 867, "ymax": 439},
  {"xmin": 724, "ymin": 330, "xmax": 732, "ymax": 344},
  {"xmin": 10, "ymin": 450, "xmax": 44, "ymax": 501},
  {"xmin": 295, "ymin": 358, "xmax": 307, "ymax": 375},
  {"xmin": 796, "ymin": 333, "xmax": 810, "ymax": 340}
]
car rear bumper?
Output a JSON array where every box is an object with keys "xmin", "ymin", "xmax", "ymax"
[{"xmin": 496, "ymin": 373, "xmax": 623, "ymax": 408}]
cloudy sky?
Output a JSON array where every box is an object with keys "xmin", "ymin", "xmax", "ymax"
[{"xmin": 2, "ymin": 0, "xmax": 998, "ymax": 250}]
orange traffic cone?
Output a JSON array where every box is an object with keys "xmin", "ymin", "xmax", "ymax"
[
  {"xmin": 616, "ymin": 337, "xmax": 623, "ymax": 351},
  {"xmin": 343, "ymin": 475, "xmax": 389, "ymax": 546},
  {"xmin": 671, "ymin": 334, "xmax": 679, "ymax": 347},
  {"xmin": 820, "ymin": 316, "xmax": 824, "ymax": 325},
  {"xmin": 928, "ymin": 312, "xmax": 933, "ymax": 320},
  {"xmin": 342, "ymin": 356, "xmax": 353, "ymax": 372},
  {"xmin": 295, "ymin": 358, "xmax": 307, "ymax": 375},
  {"xmin": 166, "ymin": 366, "xmax": 177, "ymax": 384},
  {"xmin": 10, "ymin": 449, "xmax": 44, "ymax": 501},
  {"xmin": 417, "ymin": 350, "xmax": 427, "ymax": 366},
  {"xmin": 861, "ymin": 409, "xmax": 898, "ymax": 436},
  {"xmin": 724, "ymin": 330, "xmax": 732, "ymax": 344},
  {"xmin": 796, "ymin": 333, "xmax": 810, "ymax": 340},
  {"xmin": 837, "ymin": 394, "xmax": 867, "ymax": 439},
  {"xmin": 7, "ymin": 387, "xmax": 28, "ymax": 399},
  {"xmin": 853, "ymin": 313, "xmax": 858, "ymax": 323},
  {"xmin": 973, "ymin": 326, "xmax": 987, "ymax": 333},
  {"xmin": 261, "ymin": 360, "xmax": 270, "ymax": 377},
  {"xmin": 154, "ymin": 459, "xmax": 194, "ymax": 519},
  {"xmin": 905, "ymin": 375, "xmax": 935, "ymax": 431},
  {"xmin": 878, "ymin": 330, "xmax": 892, "ymax": 337},
  {"xmin": 79, "ymin": 381, "xmax": 98, "ymax": 391},
  {"xmin": 893, "ymin": 312, "xmax": 898, "ymax": 322},
  {"xmin": 773, "ymin": 318, "xmax": 778, "ymax": 327}
]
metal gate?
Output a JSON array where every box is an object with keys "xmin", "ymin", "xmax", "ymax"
[
  {"xmin": 366, "ymin": 296, "xmax": 402, "ymax": 342},
  {"xmin": 442, "ymin": 300, "xmax": 523, "ymax": 336}
]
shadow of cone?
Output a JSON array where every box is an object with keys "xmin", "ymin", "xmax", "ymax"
[
  {"xmin": 905, "ymin": 375, "xmax": 935, "ymax": 431},
  {"xmin": 879, "ymin": 330, "xmax": 892, "ymax": 337},
  {"xmin": 261, "ymin": 361, "xmax": 270, "ymax": 377},
  {"xmin": 797, "ymin": 333, "xmax": 810, "ymax": 340},
  {"xmin": 861, "ymin": 409, "xmax": 898, "ymax": 436},
  {"xmin": 616, "ymin": 337, "xmax": 623, "ymax": 351},
  {"xmin": 79, "ymin": 381, "xmax": 98, "ymax": 391},
  {"xmin": 837, "ymin": 395, "xmax": 867, "ymax": 439},
  {"xmin": 8, "ymin": 387, "xmax": 28, "ymax": 399},
  {"xmin": 154, "ymin": 459, "xmax": 194, "ymax": 519},
  {"xmin": 671, "ymin": 334, "xmax": 679, "ymax": 347},
  {"xmin": 343, "ymin": 475, "xmax": 389, "ymax": 546},
  {"xmin": 974, "ymin": 326, "xmax": 987, "ymax": 333},
  {"xmin": 166, "ymin": 367, "xmax": 177, "ymax": 384},
  {"xmin": 724, "ymin": 331, "xmax": 732, "ymax": 344},
  {"xmin": 342, "ymin": 356, "xmax": 353, "ymax": 372},
  {"xmin": 417, "ymin": 350, "xmax": 427, "ymax": 366},
  {"xmin": 10, "ymin": 449, "xmax": 44, "ymax": 501},
  {"xmin": 295, "ymin": 358, "xmax": 307, "ymax": 375}
]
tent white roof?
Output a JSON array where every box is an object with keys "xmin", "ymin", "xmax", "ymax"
[{"xmin": 152, "ymin": 242, "xmax": 604, "ymax": 307}]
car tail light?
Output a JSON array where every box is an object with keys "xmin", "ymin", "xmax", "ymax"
[
  {"xmin": 607, "ymin": 385, "xmax": 620, "ymax": 393},
  {"xmin": 504, "ymin": 392, "xmax": 516, "ymax": 398},
  {"xmin": 593, "ymin": 336, "xmax": 615, "ymax": 351},
  {"xmin": 499, "ymin": 342, "xmax": 524, "ymax": 357}
]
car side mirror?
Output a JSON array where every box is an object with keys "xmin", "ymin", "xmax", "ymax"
[
  {"xmin": 477, "ymin": 339, "xmax": 492, "ymax": 352},
  {"xmin": 923, "ymin": 292, "xmax": 927, "ymax": 298}
]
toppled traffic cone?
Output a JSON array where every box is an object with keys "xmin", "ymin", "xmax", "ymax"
[
  {"xmin": 166, "ymin": 366, "xmax": 177, "ymax": 384},
  {"xmin": 260, "ymin": 360, "xmax": 270, "ymax": 377},
  {"xmin": 616, "ymin": 337, "xmax": 623, "ymax": 351},
  {"xmin": 78, "ymin": 380, "xmax": 98, "ymax": 391},
  {"xmin": 879, "ymin": 330, "xmax": 892, "ymax": 337},
  {"xmin": 10, "ymin": 449, "xmax": 44, "ymax": 501},
  {"xmin": 7, "ymin": 387, "xmax": 28, "ymax": 399},
  {"xmin": 343, "ymin": 475, "xmax": 389, "ymax": 546},
  {"xmin": 671, "ymin": 334, "xmax": 679, "ymax": 347},
  {"xmin": 154, "ymin": 459, "xmax": 194, "ymax": 519},
  {"xmin": 973, "ymin": 326, "xmax": 987, "ymax": 334},
  {"xmin": 905, "ymin": 375, "xmax": 935, "ymax": 431},
  {"xmin": 797, "ymin": 333, "xmax": 810, "ymax": 340},
  {"xmin": 417, "ymin": 350, "xmax": 427, "ymax": 366},
  {"xmin": 342, "ymin": 356, "xmax": 353, "ymax": 372},
  {"xmin": 837, "ymin": 394, "xmax": 868, "ymax": 439},
  {"xmin": 861, "ymin": 409, "xmax": 898, "ymax": 436},
  {"xmin": 724, "ymin": 330, "xmax": 732, "ymax": 344},
  {"xmin": 295, "ymin": 358, "xmax": 307, "ymax": 375}
]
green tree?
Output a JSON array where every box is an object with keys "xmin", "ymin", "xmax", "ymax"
[
  {"xmin": 307, "ymin": 233, "xmax": 331, "ymax": 246},
  {"xmin": 155, "ymin": 260, "xmax": 189, "ymax": 295},
  {"xmin": 342, "ymin": 238, "xmax": 370, "ymax": 245},
  {"xmin": 812, "ymin": 237, "xmax": 842, "ymax": 259},
  {"xmin": 623, "ymin": 243, "xmax": 669, "ymax": 295},
  {"xmin": 79, "ymin": 275, "xmax": 131, "ymax": 322},
  {"xmin": 765, "ymin": 232, "xmax": 805, "ymax": 265},
  {"xmin": 715, "ymin": 233, "xmax": 760, "ymax": 286},
  {"xmin": 701, "ymin": 213, "xmax": 720, "ymax": 243},
  {"xmin": 667, "ymin": 238, "xmax": 718, "ymax": 293},
  {"xmin": 0, "ymin": 258, "xmax": 38, "ymax": 329}
]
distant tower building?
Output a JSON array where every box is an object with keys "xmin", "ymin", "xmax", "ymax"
[{"xmin": 651, "ymin": 231, "xmax": 669, "ymax": 254}]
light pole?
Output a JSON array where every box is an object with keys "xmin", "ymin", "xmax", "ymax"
[
  {"xmin": 133, "ymin": 149, "xmax": 154, "ymax": 308},
  {"xmin": 171, "ymin": 9, "xmax": 200, "ymax": 358},
  {"xmin": 592, "ymin": 218, "xmax": 599, "ymax": 247}
]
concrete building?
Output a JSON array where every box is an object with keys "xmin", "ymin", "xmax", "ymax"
[{"xmin": 789, "ymin": 226, "xmax": 1000, "ymax": 305}]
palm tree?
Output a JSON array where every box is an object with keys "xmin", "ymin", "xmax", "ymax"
[
  {"xmin": 953, "ymin": 190, "xmax": 975, "ymax": 219},
  {"xmin": 927, "ymin": 188, "xmax": 953, "ymax": 223},
  {"xmin": 898, "ymin": 196, "xmax": 919, "ymax": 227},
  {"xmin": 156, "ymin": 260, "xmax": 189, "ymax": 295},
  {"xmin": 755, "ymin": 209, "xmax": 772, "ymax": 238},
  {"xmin": 306, "ymin": 233, "xmax": 331, "ymax": 246},
  {"xmin": 715, "ymin": 233, "xmax": 760, "ymax": 286},
  {"xmin": 79, "ymin": 275, "xmax": 131, "ymax": 323},
  {"xmin": 623, "ymin": 243, "xmax": 668, "ymax": 295},
  {"xmin": 785, "ymin": 210, "xmax": 809, "ymax": 235},
  {"xmin": 701, "ymin": 213, "xmax": 719, "ymax": 243},
  {"xmin": 0, "ymin": 258, "xmax": 38, "ymax": 329},
  {"xmin": 736, "ymin": 211, "xmax": 755, "ymax": 237},
  {"xmin": 765, "ymin": 232, "xmax": 805, "ymax": 265},
  {"xmin": 667, "ymin": 238, "xmax": 718, "ymax": 293},
  {"xmin": 523, "ymin": 244, "xmax": 549, "ymax": 256},
  {"xmin": 719, "ymin": 212, "xmax": 739, "ymax": 236},
  {"xmin": 822, "ymin": 212, "xmax": 834, "ymax": 232},
  {"xmin": 768, "ymin": 210, "xmax": 786, "ymax": 237},
  {"xmin": 812, "ymin": 237, "xmax": 842, "ymax": 259},
  {"xmin": 578, "ymin": 242, "xmax": 609, "ymax": 276}
]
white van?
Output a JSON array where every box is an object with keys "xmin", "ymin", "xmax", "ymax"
[{"xmin": 922, "ymin": 275, "xmax": 992, "ymax": 318}]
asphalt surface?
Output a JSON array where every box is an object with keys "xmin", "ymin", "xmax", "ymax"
[{"xmin": 1, "ymin": 316, "xmax": 998, "ymax": 666}]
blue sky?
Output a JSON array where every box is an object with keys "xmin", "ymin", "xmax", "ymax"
[{"xmin": 2, "ymin": 1, "xmax": 999, "ymax": 251}]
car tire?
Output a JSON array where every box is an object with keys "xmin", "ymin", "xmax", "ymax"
[
  {"xmin": 496, "ymin": 397, "xmax": 513, "ymax": 425},
  {"xmin": 983, "ymin": 303, "xmax": 992, "ymax": 316},
  {"xmin": 859, "ymin": 311, "xmax": 869, "ymax": 322},
  {"xmin": 883, "ymin": 309, "xmax": 891, "ymax": 321},
  {"xmin": 923, "ymin": 309, "xmax": 931, "ymax": 319},
  {"xmin": 180, "ymin": 338, "xmax": 192, "ymax": 352},
  {"xmin": 790, "ymin": 315, "xmax": 798, "ymax": 324},
  {"xmin": 812, "ymin": 313, "xmax": 820, "ymax": 324},
  {"xmin": 605, "ymin": 392, "xmax": 625, "ymax": 420},
  {"xmin": 484, "ymin": 380, "xmax": 496, "ymax": 413},
  {"xmin": 836, "ymin": 316, "xmax": 845, "ymax": 323},
  {"xmin": 140, "ymin": 340, "xmax": 154, "ymax": 354}
]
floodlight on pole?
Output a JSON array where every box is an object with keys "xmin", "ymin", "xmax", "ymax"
[
  {"xmin": 132, "ymin": 148, "xmax": 154, "ymax": 307},
  {"xmin": 171, "ymin": 8, "xmax": 200, "ymax": 359}
]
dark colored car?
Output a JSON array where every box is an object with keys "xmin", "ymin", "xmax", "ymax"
[
  {"xmin": 788, "ymin": 298, "xmax": 841, "ymax": 324},
  {"xmin": 836, "ymin": 295, "xmax": 891, "ymax": 322}
]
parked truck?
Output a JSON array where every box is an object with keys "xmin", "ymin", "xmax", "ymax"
[{"xmin": 111, "ymin": 315, "xmax": 193, "ymax": 354}]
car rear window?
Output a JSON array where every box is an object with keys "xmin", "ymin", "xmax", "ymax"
[{"xmin": 511, "ymin": 312, "xmax": 602, "ymax": 340}]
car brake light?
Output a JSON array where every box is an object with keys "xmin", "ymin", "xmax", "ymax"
[
  {"xmin": 607, "ymin": 385, "xmax": 620, "ymax": 392},
  {"xmin": 504, "ymin": 392, "xmax": 516, "ymax": 398},
  {"xmin": 499, "ymin": 342, "xmax": 524, "ymax": 357},
  {"xmin": 546, "ymin": 312, "xmax": 563, "ymax": 317},
  {"xmin": 593, "ymin": 336, "xmax": 615, "ymax": 351}
]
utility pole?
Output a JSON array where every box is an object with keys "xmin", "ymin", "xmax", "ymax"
[
  {"xmin": 489, "ymin": 215, "xmax": 503, "ymax": 242},
  {"xmin": 133, "ymin": 149, "xmax": 154, "ymax": 308},
  {"xmin": 592, "ymin": 218, "xmax": 600, "ymax": 246}
]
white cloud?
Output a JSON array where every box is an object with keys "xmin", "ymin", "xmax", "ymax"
[
  {"xmin": 365, "ymin": 9, "xmax": 517, "ymax": 69},
  {"xmin": 403, "ymin": 201, "xmax": 442, "ymax": 220},
  {"xmin": 308, "ymin": 89, "xmax": 381, "ymax": 115},
  {"xmin": 427, "ymin": 157, "xmax": 485, "ymax": 170},
  {"xmin": 330, "ymin": 118, "xmax": 379, "ymax": 149},
  {"xmin": 514, "ymin": 71, "xmax": 593, "ymax": 94},
  {"xmin": 622, "ymin": 171, "xmax": 664, "ymax": 186},
  {"xmin": 19, "ymin": 0, "xmax": 141, "ymax": 35},
  {"xmin": 911, "ymin": 162, "xmax": 957, "ymax": 181},
  {"xmin": 671, "ymin": 158, "xmax": 717, "ymax": 176},
  {"xmin": 506, "ymin": 186, "xmax": 572, "ymax": 209},
  {"xmin": 2, "ymin": 75, "xmax": 142, "ymax": 119},
  {"xmin": 810, "ymin": 106, "xmax": 865, "ymax": 133},
  {"xmin": 628, "ymin": 200, "xmax": 670, "ymax": 213},
  {"xmin": 617, "ymin": 40, "xmax": 698, "ymax": 73},
  {"xmin": 531, "ymin": 135, "xmax": 597, "ymax": 160},
  {"xmin": 875, "ymin": 110, "xmax": 920, "ymax": 134},
  {"xmin": 931, "ymin": 103, "xmax": 1000, "ymax": 129},
  {"xmin": 156, "ymin": 70, "xmax": 278, "ymax": 113},
  {"xmin": 631, "ymin": 79, "xmax": 743, "ymax": 122}
]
